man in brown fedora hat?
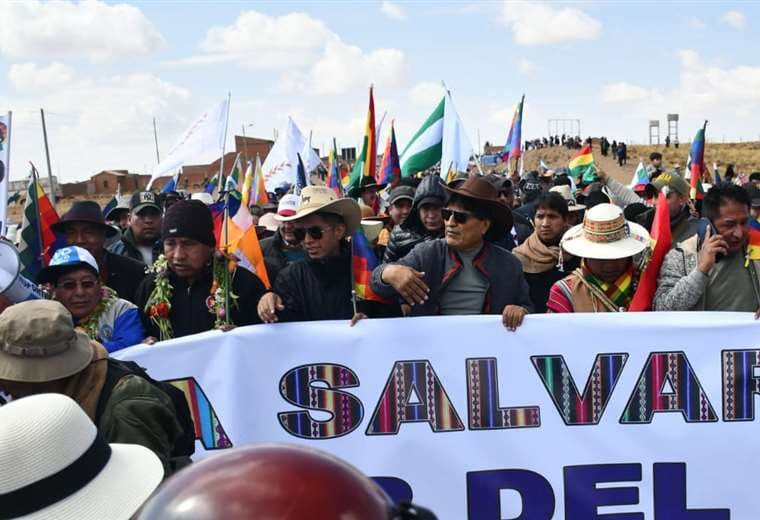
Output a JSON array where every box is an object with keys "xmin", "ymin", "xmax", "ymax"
[
  {"xmin": 371, "ymin": 177, "xmax": 533, "ymax": 330},
  {"xmin": 53, "ymin": 200, "xmax": 146, "ymax": 303}
]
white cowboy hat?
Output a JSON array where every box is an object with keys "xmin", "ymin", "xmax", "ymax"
[
  {"xmin": 549, "ymin": 185, "xmax": 586, "ymax": 212},
  {"xmin": 278, "ymin": 186, "xmax": 361, "ymax": 235},
  {"xmin": 258, "ymin": 212, "xmax": 280, "ymax": 232},
  {"xmin": 0, "ymin": 393, "xmax": 163, "ymax": 520},
  {"xmin": 561, "ymin": 203, "xmax": 650, "ymax": 260},
  {"xmin": 190, "ymin": 192, "xmax": 215, "ymax": 205},
  {"xmin": 360, "ymin": 220, "xmax": 384, "ymax": 243}
]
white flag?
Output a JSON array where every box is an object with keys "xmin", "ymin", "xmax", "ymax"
[
  {"xmin": 148, "ymin": 98, "xmax": 228, "ymax": 187},
  {"xmin": 440, "ymin": 93, "xmax": 474, "ymax": 180},
  {"xmin": 300, "ymin": 136, "xmax": 322, "ymax": 177},
  {"xmin": 262, "ymin": 117, "xmax": 313, "ymax": 191}
]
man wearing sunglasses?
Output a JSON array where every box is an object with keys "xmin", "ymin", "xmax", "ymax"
[
  {"xmin": 371, "ymin": 177, "xmax": 533, "ymax": 330},
  {"xmin": 257, "ymin": 186, "xmax": 370, "ymax": 324},
  {"xmin": 37, "ymin": 246, "xmax": 145, "ymax": 352}
]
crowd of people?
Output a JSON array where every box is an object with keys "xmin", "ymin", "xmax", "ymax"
[{"xmin": 1, "ymin": 139, "xmax": 759, "ymax": 518}]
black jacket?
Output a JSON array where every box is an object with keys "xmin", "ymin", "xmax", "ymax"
[
  {"xmin": 524, "ymin": 256, "xmax": 581, "ymax": 313},
  {"xmin": 135, "ymin": 266, "xmax": 266, "ymax": 339},
  {"xmin": 103, "ymin": 251, "xmax": 146, "ymax": 304},
  {"xmin": 372, "ymin": 239, "xmax": 534, "ymax": 316},
  {"xmin": 274, "ymin": 245, "xmax": 395, "ymax": 323},
  {"xmin": 109, "ymin": 228, "xmax": 162, "ymax": 265},
  {"xmin": 383, "ymin": 175, "xmax": 447, "ymax": 263},
  {"xmin": 260, "ymin": 231, "xmax": 302, "ymax": 284}
]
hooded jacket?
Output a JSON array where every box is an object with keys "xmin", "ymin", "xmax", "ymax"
[
  {"xmin": 108, "ymin": 227, "xmax": 162, "ymax": 266},
  {"xmin": 383, "ymin": 176, "xmax": 447, "ymax": 263}
]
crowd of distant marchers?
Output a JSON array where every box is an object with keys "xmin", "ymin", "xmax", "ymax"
[{"xmin": 1, "ymin": 137, "xmax": 759, "ymax": 519}]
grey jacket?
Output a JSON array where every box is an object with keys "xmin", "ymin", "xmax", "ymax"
[
  {"xmin": 372, "ymin": 239, "xmax": 533, "ymax": 316},
  {"xmin": 653, "ymin": 234, "xmax": 760, "ymax": 311}
]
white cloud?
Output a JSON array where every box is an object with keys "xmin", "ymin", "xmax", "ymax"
[
  {"xmin": 0, "ymin": 0, "xmax": 164, "ymax": 61},
  {"xmin": 499, "ymin": 0, "xmax": 601, "ymax": 46},
  {"xmin": 601, "ymin": 82, "xmax": 660, "ymax": 103},
  {"xmin": 9, "ymin": 62, "xmax": 76, "ymax": 90},
  {"xmin": 688, "ymin": 17, "xmax": 706, "ymax": 30},
  {"xmin": 517, "ymin": 58, "xmax": 537, "ymax": 76},
  {"xmin": 7, "ymin": 62, "xmax": 193, "ymax": 181},
  {"xmin": 179, "ymin": 10, "xmax": 407, "ymax": 94},
  {"xmin": 721, "ymin": 10, "xmax": 746, "ymax": 29},
  {"xmin": 409, "ymin": 82, "xmax": 445, "ymax": 107},
  {"xmin": 381, "ymin": 1, "xmax": 407, "ymax": 20}
]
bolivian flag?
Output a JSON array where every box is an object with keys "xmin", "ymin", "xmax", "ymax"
[
  {"xmin": 568, "ymin": 144, "xmax": 596, "ymax": 183},
  {"xmin": 747, "ymin": 225, "xmax": 760, "ymax": 266}
]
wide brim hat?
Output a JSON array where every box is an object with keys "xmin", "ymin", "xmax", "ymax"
[
  {"xmin": 0, "ymin": 300, "xmax": 94, "ymax": 382},
  {"xmin": 52, "ymin": 201, "xmax": 118, "ymax": 238},
  {"xmin": 278, "ymin": 186, "xmax": 362, "ymax": 235},
  {"xmin": 561, "ymin": 203, "xmax": 650, "ymax": 260},
  {"xmin": 349, "ymin": 175, "xmax": 386, "ymax": 198},
  {"xmin": 0, "ymin": 394, "xmax": 162, "ymax": 520},
  {"xmin": 443, "ymin": 177, "xmax": 513, "ymax": 242}
]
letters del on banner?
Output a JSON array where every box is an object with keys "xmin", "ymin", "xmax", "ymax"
[{"xmin": 116, "ymin": 312, "xmax": 760, "ymax": 519}]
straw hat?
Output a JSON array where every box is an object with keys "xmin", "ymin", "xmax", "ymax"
[
  {"xmin": 0, "ymin": 393, "xmax": 162, "ymax": 519},
  {"xmin": 258, "ymin": 212, "xmax": 280, "ymax": 232},
  {"xmin": 278, "ymin": 187, "xmax": 361, "ymax": 235},
  {"xmin": 549, "ymin": 185, "xmax": 586, "ymax": 212},
  {"xmin": 0, "ymin": 300, "xmax": 93, "ymax": 383},
  {"xmin": 560, "ymin": 203, "xmax": 650, "ymax": 260}
]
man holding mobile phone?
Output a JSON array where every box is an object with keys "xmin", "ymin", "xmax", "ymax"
[{"xmin": 654, "ymin": 184, "xmax": 760, "ymax": 317}]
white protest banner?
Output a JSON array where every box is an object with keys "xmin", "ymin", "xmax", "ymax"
[
  {"xmin": 148, "ymin": 98, "xmax": 228, "ymax": 187},
  {"xmin": 116, "ymin": 313, "xmax": 760, "ymax": 519},
  {"xmin": 0, "ymin": 112, "xmax": 10, "ymax": 234}
]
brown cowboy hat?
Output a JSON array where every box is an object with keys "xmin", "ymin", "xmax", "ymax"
[
  {"xmin": 52, "ymin": 201, "xmax": 119, "ymax": 238},
  {"xmin": 443, "ymin": 176, "xmax": 513, "ymax": 242}
]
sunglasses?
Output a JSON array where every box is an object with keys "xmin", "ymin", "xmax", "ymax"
[
  {"xmin": 293, "ymin": 226, "xmax": 330, "ymax": 242},
  {"xmin": 441, "ymin": 208, "xmax": 473, "ymax": 225}
]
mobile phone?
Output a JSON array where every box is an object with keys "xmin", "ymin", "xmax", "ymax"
[{"xmin": 707, "ymin": 220, "xmax": 725, "ymax": 264}]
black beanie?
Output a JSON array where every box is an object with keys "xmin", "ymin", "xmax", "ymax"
[{"xmin": 161, "ymin": 200, "xmax": 216, "ymax": 247}]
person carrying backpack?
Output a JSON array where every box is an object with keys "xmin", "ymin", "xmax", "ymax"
[{"xmin": 0, "ymin": 300, "xmax": 194, "ymax": 477}]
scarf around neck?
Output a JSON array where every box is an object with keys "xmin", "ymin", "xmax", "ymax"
[
  {"xmin": 581, "ymin": 260, "xmax": 635, "ymax": 310},
  {"xmin": 513, "ymin": 232, "xmax": 563, "ymax": 274}
]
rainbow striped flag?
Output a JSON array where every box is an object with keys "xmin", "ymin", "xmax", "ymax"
[
  {"xmin": 327, "ymin": 138, "xmax": 343, "ymax": 197},
  {"xmin": 689, "ymin": 121, "xmax": 707, "ymax": 200},
  {"xmin": 568, "ymin": 144, "xmax": 597, "ymax": 183},
  {"xmin": 377, "ymin": 121, "xmax": 401, "ymax": 187},
  {"xmin": 352, "ymin": 228, "xmax": 389, "ymax": 303},
  {"xmin": 502, "ymin": 94, "xmax": 524, "ymax": 162},
  {"xmin": 19, "ymin": 167, "xmax": 61, "ymax": 280},
  {"xmin": 747, "ymin": 226, "xmax": 760, "ymax": 264},
  {"xmin": 347, "ymin": 86, "xmax": 376, "ymax": 194}
]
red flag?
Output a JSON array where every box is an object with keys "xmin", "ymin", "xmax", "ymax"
[{"xmin": 628, "ymin": 191, "xmax": 672, "ymax": 311}]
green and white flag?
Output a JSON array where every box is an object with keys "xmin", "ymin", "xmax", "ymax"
[{"xmin": 400, "ymin": 97, "xmax": 444, "ymax": 178}]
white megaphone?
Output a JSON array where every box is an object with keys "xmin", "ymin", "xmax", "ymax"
[{"xmin": 0, "ymin": 240, "xmax": 45, "ymax": 302}]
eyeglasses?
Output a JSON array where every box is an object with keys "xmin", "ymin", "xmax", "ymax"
[
  {"xmin": 293, "ymin": 226, "xmax": 330, "ymax": 242},
  {"xmin": 441, "ymin": 208, "xmax": 473, "ymax": 225},
  {"xmin": 57, "ymin": 279, "xmax": 99, "ymax": 291}
]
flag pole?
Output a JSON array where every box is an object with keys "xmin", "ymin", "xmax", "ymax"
[
  {"xmin": 39, "ymin": 109, "xmax": 57, "ymax": 211},
  {"xmin": 3, "ymin": 111, "xmax": 12, "ymax": 236},
  {"xmin": 349, "ymin": 238, "xmax": 358, "ymax": 316},
  {"xmin": 215, "ymin": 92, "xmax": 232, "ymax": 197},
  {"xmin": 153, "ymin": 117, "xmax": 161, "ymax": 164}
]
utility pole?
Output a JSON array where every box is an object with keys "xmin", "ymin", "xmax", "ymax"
[{"xmin": 39, "ymin": 109, "xmax": 56, "ymax": 210}]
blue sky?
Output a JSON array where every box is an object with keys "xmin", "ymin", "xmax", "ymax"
[{"xmin": 2, "ymin": 1, "xmax": 759, "ymax": 182}]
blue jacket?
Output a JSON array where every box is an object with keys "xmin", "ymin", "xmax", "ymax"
[{"xmin": 77, "ymin": 298, "xmax": 145, "ymax": 353}]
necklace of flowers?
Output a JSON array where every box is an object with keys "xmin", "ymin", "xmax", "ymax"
[
  {"xmin": 144, "ymin": 255, "xmax": 174, "ymax": 341},
  {"xmin": 206, "ymin": 250, "xmax": 239, "ymax": 329},
  {"xmin": 79, "ymin": 286, "xmax": 118, "ymax": 341}
]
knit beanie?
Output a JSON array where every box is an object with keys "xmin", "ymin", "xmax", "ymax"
[{"xmin": 161, "ymin": 200, "xmax": 216, "ymax": 247}]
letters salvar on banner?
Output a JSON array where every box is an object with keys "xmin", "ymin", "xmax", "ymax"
[
  {"xmin": 0, "ymin": 112, "xmax": 10, "ymax": 234},
  {"xmin": 116, "ymin": 313, "xmax": 760, "ymax": 519},
  {"xmin": 148, "ymin": 98, "xmax": 228, "ymax": 187}
]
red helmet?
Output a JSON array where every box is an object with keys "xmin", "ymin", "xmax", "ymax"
[{"xmin": 137, "ymin": 444, "xmax": 394, "ymax": 519}]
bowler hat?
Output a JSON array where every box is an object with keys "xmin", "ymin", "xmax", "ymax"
[
  {"xmin": 444, "ymin": 177, "xmax": 513, "ymax": 242},
  {"xmin": 52, "ymin": 201, "xmax": 118, "ymax": 238}
]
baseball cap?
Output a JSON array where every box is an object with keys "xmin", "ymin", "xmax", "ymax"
[
  {"xmin": 276, "ymin": 194, "xmax": 299, "ymax": 217},
  {"xmin": 650, "ymin": 172, "xmax": 690, "ymax": 197},
  {"xmin": 388, "ymin": 185, "xmax": 416, "ymax": 205},
  {"xmin": 130, "ymin": 191, "xmax": 161, "ymax": 214},
  {"xmin": 37, "ymin": 246, "xmax": 99, "ymax": 285}
]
